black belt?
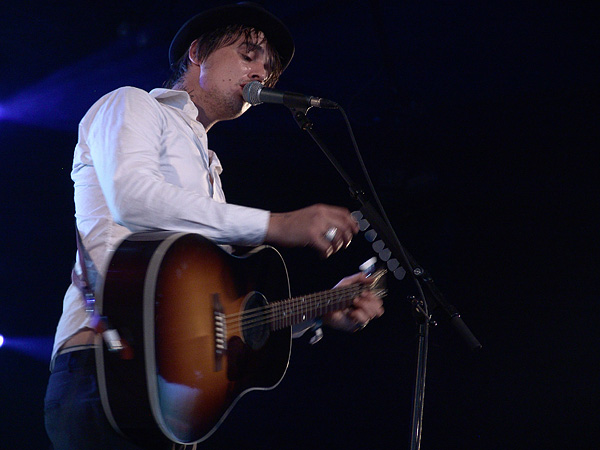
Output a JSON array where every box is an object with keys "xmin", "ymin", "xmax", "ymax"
[{"xmin": 51, "ymin": 346, "xmax": 97, "ymax": 373}]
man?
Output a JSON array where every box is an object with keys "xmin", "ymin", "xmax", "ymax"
[{"xmin": 44, "ymin": 3, "xmax": 384, "ymax": 449}]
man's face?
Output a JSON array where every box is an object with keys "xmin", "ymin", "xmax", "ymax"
[{"xmin": 193, "ymin": 33, "xmax": 272, "ymax": 124}]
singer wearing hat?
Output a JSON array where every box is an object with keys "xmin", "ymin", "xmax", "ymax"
[{"xmin": 44, "ymin": 3, "xmax": 383, "ymax": 449}]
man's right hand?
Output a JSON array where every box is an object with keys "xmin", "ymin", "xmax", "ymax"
[{"xmin": 266, "ymin": 204, "xmax": 359, "ymax": 258}]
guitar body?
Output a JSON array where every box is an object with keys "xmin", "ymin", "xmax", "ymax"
[{"xmin": 95, "ymin": 231, "xmax": 292, "ymax": 447}]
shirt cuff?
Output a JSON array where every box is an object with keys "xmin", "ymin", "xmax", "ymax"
[{"xmin": 223, "ymin": 205, "xmax": 270, "ymax": 246}]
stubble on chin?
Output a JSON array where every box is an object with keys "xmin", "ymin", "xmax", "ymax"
[
  {"xmin": 177, "ymin": 81, "xmax": 247, "ymax": 122},
  {"xmin": 214, "ymin": 91, "xmax": 248, "ymax": 120}
]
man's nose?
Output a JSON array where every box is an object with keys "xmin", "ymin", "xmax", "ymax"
[{"xmin": 250, "ymin": 62, "xmax": 268, "ymax": 83}]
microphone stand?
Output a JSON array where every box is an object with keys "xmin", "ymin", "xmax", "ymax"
[{"xmin": 288, "ymin": 106, "xmax": 481, "ymax": 450}]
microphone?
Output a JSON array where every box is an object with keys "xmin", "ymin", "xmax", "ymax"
[{"xmin": 243, "ymin": 81, "xmax": 338, "ymax": 110}]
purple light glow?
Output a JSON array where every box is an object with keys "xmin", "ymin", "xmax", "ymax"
[
  {"xmin": 1, "ymin": 336, "xmax": 54, "ymax": 362},
  {"xmin": 0, "ymin": 34, "xmax": 164, "ymax": 131}
]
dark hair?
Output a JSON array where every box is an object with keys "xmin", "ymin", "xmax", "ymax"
[{"xmin": 163, "ymin": 24, "xmax": 283, "ymax": 89}]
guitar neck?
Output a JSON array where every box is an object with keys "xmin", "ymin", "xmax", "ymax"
[{"xmin": 269, "ymin": 284, "xmax": 365, "ymax": 331}]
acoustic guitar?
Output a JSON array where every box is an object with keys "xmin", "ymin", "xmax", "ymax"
[{"xmin": 95, "ymin": 231, "xmax": 386, "ymax": 447}]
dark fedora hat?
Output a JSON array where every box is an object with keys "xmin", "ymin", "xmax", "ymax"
[{"xmin": 169, "ymin": 2, "xmax": 294, "ymax": 71}]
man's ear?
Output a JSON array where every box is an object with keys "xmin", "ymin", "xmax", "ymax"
[{"xmin": 188, "ymin": 39, "xmax": 200, "ymax": 65}]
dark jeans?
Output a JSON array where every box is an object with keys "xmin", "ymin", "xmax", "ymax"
[{"xmin": 44, "ymin": 349, "xmax": 167, "ymax": 450}]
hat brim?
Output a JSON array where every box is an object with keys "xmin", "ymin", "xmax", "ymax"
[{"xmin": 169, "ymin": 2, "xmax": 294, "ymax": 71}]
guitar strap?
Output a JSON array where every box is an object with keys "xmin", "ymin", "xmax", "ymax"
[
  {"xmin": 171, "ymin": 444, "xmax": 197, "ymax": 450},
  {"xmin": 73, "ymin": 226, "xmax": 132, "ymax": 357},
  {"xmin": 72, "ymin": 226, "xmax": 97, "ymax": 315}
]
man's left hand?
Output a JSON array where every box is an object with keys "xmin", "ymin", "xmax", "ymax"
[{"xmin": 323, "ymin": 272, "xmax": 384, "ymax": 332}]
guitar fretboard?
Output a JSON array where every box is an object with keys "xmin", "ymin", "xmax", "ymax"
[
  {"xmin": 223, "ymin": 269, "xmax": 386, "ymax": 335},
  {"xmin": 269, "ymin": 284, "xmax": 365, "ymax": 330}
]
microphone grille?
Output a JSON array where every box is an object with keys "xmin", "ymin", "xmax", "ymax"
[{"xmin": 243, "ymin": 81, "xmax": 264, "ymax": 106}]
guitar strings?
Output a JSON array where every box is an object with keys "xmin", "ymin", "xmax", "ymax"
[
  {"xmin": 227, "ymin": 285, "xmax": 387, "ymax": 335},
  {"xmin": 225, "ymin": 288, "xmax": 362, "ymax": 335},
  {"xmin": 223, "ymin": 284, "xmax": 365, "ymax": 335},
  {"xmin": 225, "ymin": 268, "xmax": 386, "ymax": 324},
  {"xmin": 221, "ymin": 270, "xmax": 386, "ymax": 336},
  {"xmin": 224, "ymin": 284, "xmax": 363, "ymax": 323},
  {"xmin": 224, "ymin": 287, "xmax": 387, "ymax": 336},
  {"xmin": 224, "ymin": 284, "xmax": 362, "ymax": 327}
]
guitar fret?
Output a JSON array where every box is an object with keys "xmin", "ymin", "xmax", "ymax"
[
  {"xmin": 278, "ymin": 302, "xmax": 282, "ymax": 330},
  {"xmin": 300, "ymin": 297, "xmax": 307, "ymax": 322},
  {"xmin": 269, "ymin": 281, "xmax": 375, "ymax": 331}
]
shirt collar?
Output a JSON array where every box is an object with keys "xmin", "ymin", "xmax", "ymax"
[
  {"xmin": 149, "ymin": 88, "xmax": 221, "ymax": 175},
  {"xmin": 149, "ymin": 88, "xmax": 200, "ymax": 123}
]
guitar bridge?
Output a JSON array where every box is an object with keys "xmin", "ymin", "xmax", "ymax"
[{"xmin": 213, "ymin": 293, "xmax": 227, "ymax": 372}]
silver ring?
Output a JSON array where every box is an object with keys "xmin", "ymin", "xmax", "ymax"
[
  {"xmin": 354, "ymin": 321, "xmax": 368, "ymax": 332},
  {"xmin": 324, "ymin": 227, "xmax": 338, "ymax": 242}
]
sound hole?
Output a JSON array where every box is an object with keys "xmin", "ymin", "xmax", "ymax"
[{"xmin": 242, "ymin": 291, "xmax": 270, "ymax": 350}]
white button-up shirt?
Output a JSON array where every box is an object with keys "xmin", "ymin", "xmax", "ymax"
[{"xmin": 52, "ymin": 87, "xmax": 270, "ymax": 359}]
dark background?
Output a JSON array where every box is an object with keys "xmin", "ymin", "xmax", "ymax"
[{"xmin": 1, "ymin": 1, "xmax": 598, "ymax": 449}]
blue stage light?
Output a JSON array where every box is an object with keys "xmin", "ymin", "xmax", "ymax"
[
  {"xmin": 0, "ymin": 32, "xmax": 163, "ymax": 131},
  {"xmin": 0, "ymin": 335, "xmax": 53, "ymax": 361}
]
